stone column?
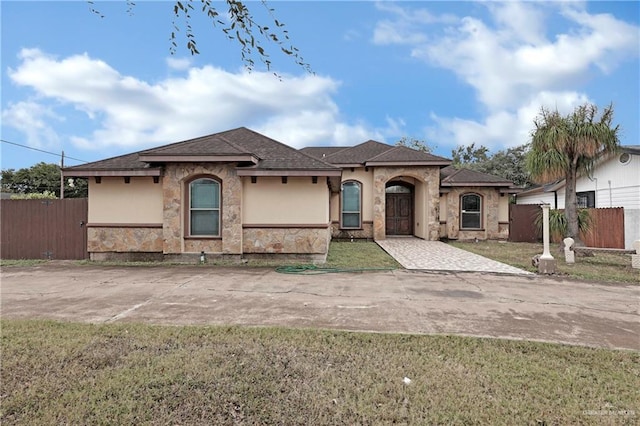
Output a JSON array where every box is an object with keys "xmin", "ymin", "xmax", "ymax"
[{"xmin": 372, "ymin": 169, "xmax": 386, "ymax": 240}]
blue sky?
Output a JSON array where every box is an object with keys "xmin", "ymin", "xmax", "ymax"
[{"xmin": 1, "ymin": 1, "xmax": 639, "ymax": 170}]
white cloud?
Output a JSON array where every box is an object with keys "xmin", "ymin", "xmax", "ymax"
[
  {"xmin": 1, "ymin": 100, "xmax": 62, "ymax": 148},
  {"xmin": 4, "ymin": 48, "xmax": 383, "ymax": 151},
  {"xmin": 376, "ymin": 1, "xmax": 639, "ymax": 150},
  {"xmin": 166, "ymin": 57, "xmax": 192, "ymax": 71},
  {"xmin": 426, "ymin": 91, "xmax": 591, "ymax": 150},
  {"xmin": 372, "ymin": 1, "xmax": 457, "ymax": 45}
]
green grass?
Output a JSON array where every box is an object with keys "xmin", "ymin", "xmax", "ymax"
[
  {"xmin": 450, "ymin": 241, "xmax": 639, "ymax": 284},
  {"xmin": 1, "ymin": 241, "xmax": 400, "ymax": 271},
  {"xmin": 324, "ymin": 240, "xmax": 400, "ymax": 269},
  {"xmin": 1, "ymin": 320, "xmax": 637, "ymax": 425}
]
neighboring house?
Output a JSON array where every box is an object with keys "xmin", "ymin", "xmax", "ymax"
[
  {"xmin": 515, "ymin": 146, "xmax": 640, "ymax": 249},
  {"xmin": 64, "ymin": 127, "xmax": 519, "ymax": 262}
]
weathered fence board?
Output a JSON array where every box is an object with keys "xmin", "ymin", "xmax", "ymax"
[
  {"xmin": 509, "ymin": 204, "xmax": 541, "ymax": 243},
  {"xmin": 0, "ymin": 199, "xmax": 88, "ymax": 259},
  {"xmin": 581, "ymin": 207, "xmax": 624, "ymax": 249},
  {"xmin": 510, "ymin": 205, "xmax": 625, "ymax": 248}
]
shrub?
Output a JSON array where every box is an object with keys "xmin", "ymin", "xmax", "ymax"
[{"xmin": 535, "ymin": 208, "xmax": 591, "ymax": 242}]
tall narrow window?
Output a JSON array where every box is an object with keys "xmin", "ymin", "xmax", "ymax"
[
  {"xmin": 190, "ymin": 178, "xmax": 220, "ymax": 236},
  {"xmin": 341, "ymin": 181, "xmax": 361, "ymax": 228},
  {"xmin": 460, "ymin": 194, "xmax": 481, "ymax": 229}
]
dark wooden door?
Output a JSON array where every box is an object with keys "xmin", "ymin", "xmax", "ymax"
[{"xmin": 386, "ymin": 193, "xmax": 413, "ymax": 235}]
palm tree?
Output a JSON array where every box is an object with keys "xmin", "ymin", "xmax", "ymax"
[{"xmin": 526, "ymin": 103, "xmax": 620, "ymax": 245}]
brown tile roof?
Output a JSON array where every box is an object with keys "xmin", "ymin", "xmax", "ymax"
[
  {"xmin": 366, "ymin": 146, "xmax": 451, "ymax": 165},
  {"xmin": 322, "ymin": 140, "xmax": 392, "ymax": 165},
  {"xmin": 64, "ymin": 127, "xmax": 340, "ymax": 177},
  {"xmin": 62, "ymin": 152, "xmax": 162, "ymax": 176},
  {"xmin": 309, "ymin": 140, "xmax": 451, "ymax": 166},
  {"xmin": 299, "ymin": 146, "xmax": 348, "ymax": 160},
  {"xmin": 440, "ymin": 166, "xmax": 513, "ymax": 187},
  {"xmin": 140, "ymin": 130, "xmax": 248, "ymax": 156}
]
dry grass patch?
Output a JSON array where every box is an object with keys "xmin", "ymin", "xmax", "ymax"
[
  {"xmin": 2, "ymin": 320, "xmax": 638, "ymax": 425},
  {"xmin": 450, "ymin": 241, "xmax": 638, "ymax": 284}
]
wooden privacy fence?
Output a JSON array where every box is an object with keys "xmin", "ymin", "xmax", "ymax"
[
  {"xmin": 581, "ymin": 207, "xmax": 624, "ymax": 249},
  {"xmin": 0, "ymin": 198, "xmax": 88, "ymax": 260},
  {"xmin": 508, "ymin": 204, "xmax": 540, "ymax": 243},
  {"xmin": 509, "ymin": 205, "xmax": 625, "ymax": 249}
]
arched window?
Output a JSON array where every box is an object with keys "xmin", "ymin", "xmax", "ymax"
[
  {"xmin": 188, "ymin": 177, "xmax": 221, "ymax": 236},
  {"xmin": 460, "ymin": 193, "xmax": 481, "ymax": 229},
  {"xmin": 341, "ymin": 180, "xmax": 361, "ymax": 229}
]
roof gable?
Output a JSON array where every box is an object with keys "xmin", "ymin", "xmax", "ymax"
[
  {"xmin": 323, "ymin": 140, "xmax": 392, "ymax": 165},
  {"xmin": 366, "ymin": 146, "xmax": 451, "ymax": 165},
  {"xmin": 440, "ymin": 166, "xmax": 513, "ymax": 187},
  {"xmin": 64, "ymin": 127, "xmax": 340, "ymax": 177}
]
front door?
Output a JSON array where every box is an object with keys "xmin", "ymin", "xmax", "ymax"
[{"xmin": 386, "ymin": 192, "xmax": 413, "ymax": 235}]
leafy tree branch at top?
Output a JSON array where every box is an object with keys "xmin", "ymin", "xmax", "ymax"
[{"xmin": 88, "ymin": 0, "xmax": 312, "ymax": 76}]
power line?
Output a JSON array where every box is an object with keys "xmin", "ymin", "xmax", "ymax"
[{"xmin": 1, "ymin": 139, "xmax": 88, "ymax": 164}]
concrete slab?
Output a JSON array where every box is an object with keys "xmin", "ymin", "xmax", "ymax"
[
  {"xmin": 376, "ymin": 238, "xmax": 533, "ymax": 275},
  {"xmin": 1, "ymin": 264, "xmax": 638, "ymax": 351}
]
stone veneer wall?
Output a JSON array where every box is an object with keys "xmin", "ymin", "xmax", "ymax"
[
  {"xmin": 373, "ymin": 167, "xmax": 441, "ymax": 240},
  {"xmin": 87, "ymin": 227, "xmax": 163, "ymax": 252},
  {"xmin": 445, "ymin": 188, "xmax": 503, "ymax": 240},
  {"xmin": 242, "ymin": 227, "xmax": 331, "ymax": 254},
  {"xmin": 163, "ymin": 163, "xmax": 242, "ymax": 254},
  {"xmin": 498, "ymin": 222, "xmax": 509, "ymax": 240},
  {"xmin": 331, "ymin": 222, "xmax": 374, "ymax": 239}
]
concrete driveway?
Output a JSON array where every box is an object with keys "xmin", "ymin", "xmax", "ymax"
[{"xmin": 1, "ymin": 264, "xmax": 638, "ymax": 351}]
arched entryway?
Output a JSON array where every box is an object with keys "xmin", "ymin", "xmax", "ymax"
[{"xmin": 385, "ymin": 181, "xmax": 414, "ymax": 235}]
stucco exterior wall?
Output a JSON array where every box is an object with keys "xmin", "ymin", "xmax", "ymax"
[
  {"xmin": 443, "ymin": 187, "xmax": 503, "ymax": 240},
  {"xmin": 88, "ymin": 177, "xmax": 163, "ymax": 224},
  {"xmin": 242, "ymin": 177, "xmax": 329, "ymax": 224},
  {"xmin": 373, "ymin": 166, "xmax": 440, "ymax": 240},
  {"xmin": 163, "ymin": 163, "xmax": 242, "ymax": 255},
  {"xmin": 498, "ymin": 196, "xmax": 510, "ymax": 222}
]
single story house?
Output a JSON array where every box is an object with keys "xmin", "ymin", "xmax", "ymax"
[
  {"xmin": 515, "ymin": 145, "xmax": 640, "ymax": 249},
  {"xmin": 63, "ymin": 127, "xmax": 520, "ymax": 262}
]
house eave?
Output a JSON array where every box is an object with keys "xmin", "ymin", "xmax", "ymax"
[
  {"xmin": 440, "ymin": 182, "xmax": 512, "ymax": 187},
  {"xmin": 236, "ymin": 169, "xmax": 342, "ymax": 177},
  {"xmin": 501, "ymin": 187, "xmax": 523, "ymax": 194},
  {"xmin": 365, "ymin": 161, "xmax": 452, "ymax": 167},
  {"xmin": 331, "ymin": 163, "xmax": 364, "ymax": 168},
  {"xmin": 62, "ymin": 169, "xmax": 162, "ymax": 177}
]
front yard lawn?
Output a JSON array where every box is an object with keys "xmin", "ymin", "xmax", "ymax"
[
  {"xmin": 2, "ymin": 320, "xmax": 638, "ymax": 425},
  {"xmin": 450, "ymin": 240, "xmax": 638, "ymax": 284}
]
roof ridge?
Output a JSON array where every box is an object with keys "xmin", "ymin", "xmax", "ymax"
[
  {"xmin": 295, "ymin": 149, "xmax": 339, "ymax": 168},
  {"xmin": 218, "ymin": 134, "xmax": 254, "ymax": 156},
  {"xmin": 324, "ymin": 139, "xmax": 392, "ymax": 162},
  {"xmin": 366, "ymin": 145, "xmax": 400, "ymax": 162},
  {"xmin": 241, "ymin": 127, "xmax": 339, "ymax": 169},
  {"xmin": 442, "ymin": 167, "xmax": 464, "ymax": 183},
  {"xmin": 303, "ymin": 146, "xmax": 349, "ymax": 157}
]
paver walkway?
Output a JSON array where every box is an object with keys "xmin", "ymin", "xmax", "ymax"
[{"xmin": 377, "ymin": 238, "xmax": 533, "ymax": 275}]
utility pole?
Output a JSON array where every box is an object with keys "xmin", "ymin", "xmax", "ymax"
[{"xmin": 60, "ymin": 150, "xmax": 65, "ymax": 199}]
